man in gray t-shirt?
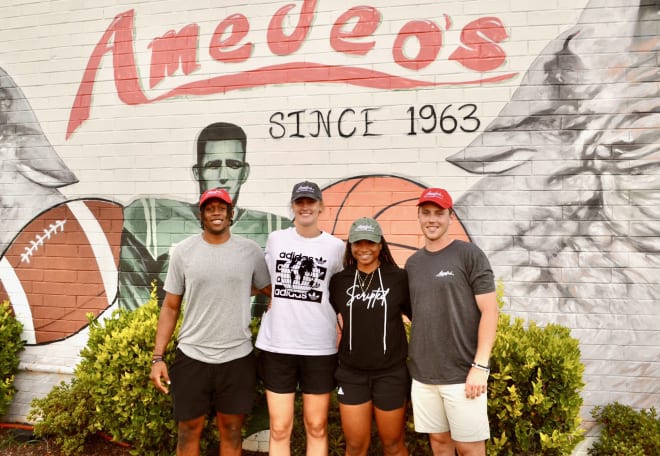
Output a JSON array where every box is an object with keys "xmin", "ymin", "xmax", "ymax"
[
  {"xmin": 149, "ymin": 187, "xmax": 270, "ymax": 456},
  {"xmin": 405, "ymin": 188, "xmax": 498, "ymax": 456}
]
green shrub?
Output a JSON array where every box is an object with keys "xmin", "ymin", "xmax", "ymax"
[
  {"xmin": 30, "ymin": 299, "xmax": 183, "ymax": 455},
  {"xmin": 284, "ymin": 284, "xmax": 586, "ymax": 455},
  {"xmin": 588, "ymin": 402, "xmax": 659, "ymax": 456},
  {"xmin": 77, "ymin": 300, "xmax": 181, "ymax": 454},
  {"xmin": 29, "ymin": 378, "xmax": 97, "ymax": 454},
  {"xmin": 28, "ymin": 284, "xmax": 587, "ymax": 455},
  {"xmin": 0, "ymin": 300, "xmax": 24, "ymax": 416},
  {"xmin": 487, "ymin": 286, "xmax": 585, "ymax": 455}
]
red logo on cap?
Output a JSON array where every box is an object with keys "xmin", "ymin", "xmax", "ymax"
[{"xmin": 418, "ymin": 188, "xmax": 453, "ymax": 208}]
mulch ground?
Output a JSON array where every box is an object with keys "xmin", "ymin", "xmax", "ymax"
[{"xmin": 0, "ymin": 427, "xmax": 265, "ymax": 455}]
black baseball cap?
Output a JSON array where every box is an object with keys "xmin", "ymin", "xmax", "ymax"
[{"xmin": 290, "ymin": 181, "xmax": 322, "ymax": 202}]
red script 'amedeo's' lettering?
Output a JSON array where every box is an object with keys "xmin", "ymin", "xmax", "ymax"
[{"xmin": 66, "ymin": 1, "xmax": 515, "ymax": 139}]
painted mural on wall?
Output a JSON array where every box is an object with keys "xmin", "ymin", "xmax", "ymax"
[
  {"xmin": 119, "ymin": 122, "xmax": 292, "ymax": 313},
  {"xmin": 64, "ymin": 4, "xmax": 516, "ymax": 139},
  {"xmin": 447, "ymin": 0, "xmax": 659, "ymax": 409},
  {"xmin": 0, "ymin": 67, "xmax": 78, "ymax": 255},
  {"xmin": 1, "ymin": 198, "xmax": 122, "ymax": 344},
  {"xmin": 318, "ymin": 175, "xmax": 470, "ymax": 266},
  {"xmin": 0, "ymin": 0, "xmax": 657, "ymax": 423}
]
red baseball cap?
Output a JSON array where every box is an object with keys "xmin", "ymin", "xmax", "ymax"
[
  {"xmin": 417, "ymin": 188, "xmax": 453, "ymax": 209},
  {"xmin": 199, "ymin": 188, "xmax": 232, "ymax": 208}
]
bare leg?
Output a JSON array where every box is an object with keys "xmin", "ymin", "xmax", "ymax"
[
  {"xmin": 177, "ymin": 415, "xmax": 205, "ymax": 456},
  {"xmin": 216, "ymin": 412, "xmax": 245, "ymax": 456},
  {"xmin": 455, "ymin": 440, "xmax": 486, "ymax": 456},
  {"xmin": 374, "ymin": 404, "xmax": 409, "ymax": 456},
  {"xmin": 266, "ymin": 390, "xmax": 295, "ymax": 456},
  {"xmin": 302, "ymin": 392, "xmax": 331, "ymax": 456},
  {"xmin": 429, "ymin": 432, "xmax": 455, "ymax": 456},
  {"xmin": 339, "ymin": 401, "xmax": 373, "ymax": 456}
]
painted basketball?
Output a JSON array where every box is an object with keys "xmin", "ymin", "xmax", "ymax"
[
  {"xmin": 319, "ymin": 175, "xmax": 469, "ymax": 266},
  {"xmin": 0, "ymin": 199, "xmax": 123, "ymax": 345}
]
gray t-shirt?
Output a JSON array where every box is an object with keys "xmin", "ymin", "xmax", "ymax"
[
  {"xmin": 164, "ymin": 233, "xmax": 270, "ymax": 364},
  {"xmin": 405, "ymin": 240, "xmax": 495, "ymax": 384}
]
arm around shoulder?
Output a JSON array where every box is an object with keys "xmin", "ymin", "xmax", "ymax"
[{"xmin": 254, "ymin": 284, "xmax": 272, "ymax": 297}]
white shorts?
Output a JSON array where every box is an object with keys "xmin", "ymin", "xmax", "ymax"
[{"xmin": 411, "ymin": 379, "xmax": 490, "ymax": 442}]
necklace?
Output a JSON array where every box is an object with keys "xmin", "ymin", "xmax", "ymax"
[{"xmin": 357, "ymin": 268, "xmax": 377, "ymax": 294}]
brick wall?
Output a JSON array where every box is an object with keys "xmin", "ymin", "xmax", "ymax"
[{"xmin": 0, "ymin": 0, "xmax": 657, "ymax": 425}]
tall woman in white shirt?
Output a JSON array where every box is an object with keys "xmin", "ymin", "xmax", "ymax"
[{"xmin": 256, "ymin": 181, "xmax": 345, "ymax": 456}]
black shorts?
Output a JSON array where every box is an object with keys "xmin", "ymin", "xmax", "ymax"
[
  {"xmin": 169, "ymin": 349, "xmax": 256, "ymax": 421},
  {"xmin": 258, "ymin": 350, "xmax": 337, "ymax": 394},
  {"xmin": 335, "ymin": 363, "xmax": 410, "ymax": 411}
]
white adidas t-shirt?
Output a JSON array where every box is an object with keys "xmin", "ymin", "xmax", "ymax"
[{"xmin": 256, "ymin": 227, "xmax": 345, "ymax": 355}]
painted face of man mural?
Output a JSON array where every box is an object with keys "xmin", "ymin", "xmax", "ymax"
[{"xmin": 192, "ymin": 123, "xmax": 251, "ymax": 206}]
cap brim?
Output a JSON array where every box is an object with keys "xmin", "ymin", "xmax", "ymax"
[
  {"xmin": 291, "ymin": 193, "xmax": 321, "ymax": 202},
  {"xmin": 200, "ymin": 196, "xmax": 231, "ymax": 208},
  {"xmin": 348, "ymin": 234, "xmax": 382, "ymax": 243},
  {"xmin": 417, "ymin": 198, "xmax": 452, "ymax": 209}
]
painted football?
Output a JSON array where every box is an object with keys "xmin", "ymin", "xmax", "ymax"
[{"xmin": 0, "ymin": 199, "xmax": 123, "ymax": 344}]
